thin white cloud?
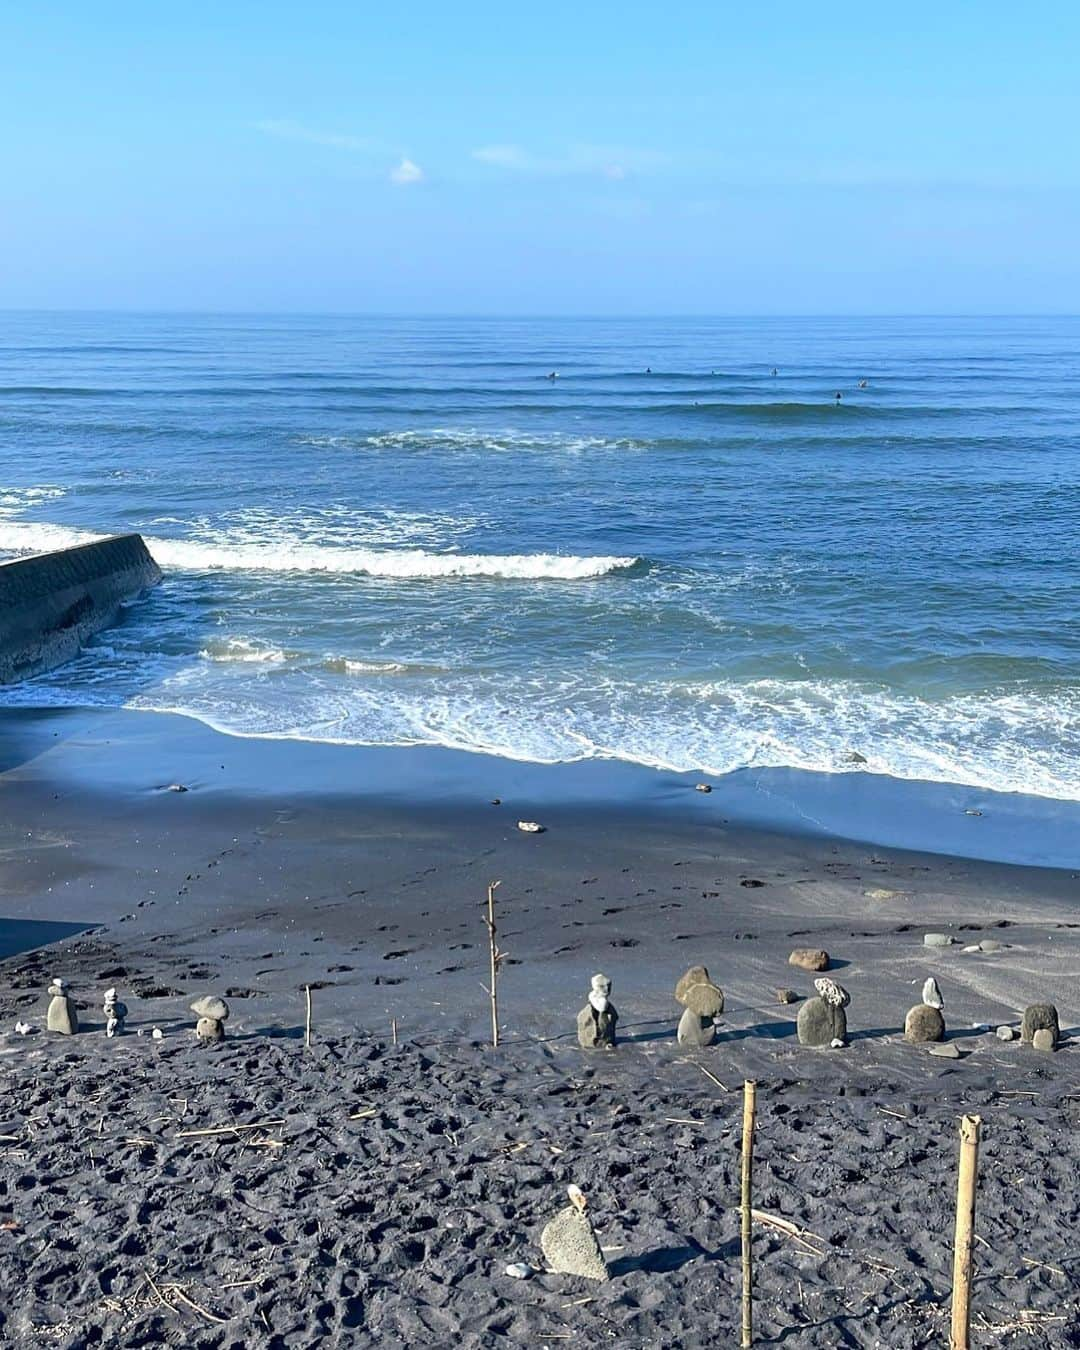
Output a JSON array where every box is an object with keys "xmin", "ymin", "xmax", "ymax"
[
  {"xmin": 390, "ymin": 157, "xmax": 425, "ymax": 185},
  {"xmin": 470, "ymin": 144, "xmax": 660, "ymax": 179},
  {"xmin": 253, "ymin": 119, "xmax": 378, "ymax": 152}
]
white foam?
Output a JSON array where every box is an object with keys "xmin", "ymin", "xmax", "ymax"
[{"xmin": 0, "ymin": 521, "xmax": 638, "ymax": 580}]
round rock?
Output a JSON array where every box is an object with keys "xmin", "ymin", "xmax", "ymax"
[
  {"xmin": 796, "ymin": 996, "xmax": 846, "ymax": 1048},
  {"xmin": 996, "ymin": 1025, "xmax": 1016, "ymax": 1041},
  {"xmin": 676, "ymin": 1007, "xmax": 717, "ymax": 1047},
  {"xmin": 904, "ymin": 1004, "xmax": 945, "ymax": 1043},
  {"xmin": 674, "ymin": 966, "xmax": 710, "ymax": 1005},
  {"xmin": 683, "ymin": 981, "xmax": 723, "ymax": 1018},
  {"xmin": 1033, "ymin": 1028, "xmax": 1056, "ymax": 1053},
  {"xmin": 788, "ymin": 948, "xmax": 829, "ymax": 972}
]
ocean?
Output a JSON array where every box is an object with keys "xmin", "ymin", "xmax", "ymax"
[{"xmin": 1, "ymin": 311, "xmax": 1078, "ymax": 802}]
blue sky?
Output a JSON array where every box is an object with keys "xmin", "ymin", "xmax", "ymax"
[{"xmin": 2, "ymin": 2, "xmax": 1079, "ymax": 313}]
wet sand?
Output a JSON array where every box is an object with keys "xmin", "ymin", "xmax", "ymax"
[{"xmin": 2, "ymin": 707, "xmax": 1080, "ymax": 1345}]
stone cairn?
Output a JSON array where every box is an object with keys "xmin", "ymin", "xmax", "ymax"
[
  {"xmin": 796, "ymin": 976, "xmax": 849, "ymax": 1047},
  {"xmin": 540, "ymin": 1184, "xmax": 609, "ymax": 1282},
  {"xmin": 46, "ymin": 978, "xmax": 78, "ymax": 1035},
  {"xmin": 191, "ymin": 995, "xmax": 230, "ymax": 1043},
  {"xmin": 904, "ymin": 976, "xmax": 946, "ymax": 1044},
  {"xmin": 576, "ymin": 974, "xmax": 617, "ymax": 1049},
  {"xmin": 673, "ymin": 965, "xmax": 724, "ymax": 1047},
  {"xmin": 1021, "ymin": 1003, "xmax": 1059, "ymax": 1052},
  {"xmin": 103, "ymin": 987, "xmax": 128, "ymax": 1038}
]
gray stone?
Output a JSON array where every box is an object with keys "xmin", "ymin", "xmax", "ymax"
[
  {"xmin": 776, "ymin": 988, "xmax": 799, "ymax": 1005},
  {"xmin": 1021, "ymin": 1003, "xmax": 1059, "ymax": 1046},
  {"xmin": 1033, "ymin": 1028, "xmax": 1056, "ymax": 1053},
  {"xmin": 683, "ymin": 980, "xmax": 723, "ymax": 1018},
  {"xmin": 796, "ymin": 996, "xmax": 847, "ymax": 1048},
  {"xmin": 814, "ymin": 977, "xmax": 850, "ymax": 1008},
  {"xmin": 978, "ymin": 939, "xmax": 1004, "ymax": 954},
  {"xmin": 996, "ymin": 1025, "xmax": 1016, "ymax": 1041},
  {"xmin": 674, "ymin": 966, "xmax": 710, "ymax": 1004},
  {"xmin": 195, "ymin": 1016, "xmax": 224, "ymax": 1043},
  {"xmin": 103, "ymin": 987, "xmax": 127, "ymax": 1038},
  {"xmin": 577, "ymin": 1002, "xmax": 617, "ymax": 1049},
  {"xmin": 677, "ymin": 1007, "xmax": 716, "ymax": 1047},
  {"xmin": 190, "ymin": 995, "xmax": 229, "ymax": 1022},
  {"xmin": 904, "ymin": 1004, "xmax": 945, "ymax": 1043},
  {"xmin": 789, "ymin": 948, "xmax": 829, "ymax": 972},
  {"xmin": 504, "ymin": 1262, "xmax": 534, "ymax": 1280},
  {"xmin": 928, "ymin": 1042, "xmax": 961, "ymax": 1058},
  {"xmin": 46, "ymin": 990, "xmax": 78, "ymax": 1035},
  {"xmin": 540, "ymin": 1204, "xmax": 608, "ymax": 1281},
  {"xmin": 921, "ymin": 977, "xmax": 944, "ymax": 1010},
  {"xmin": 924, "ymin": 933, "xmax": 954, "ymax": 948}
]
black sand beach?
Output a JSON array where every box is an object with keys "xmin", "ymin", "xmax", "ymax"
[{"xmin": 3, "ymin": 707, "xmax": 1080, "ymax": 1346}]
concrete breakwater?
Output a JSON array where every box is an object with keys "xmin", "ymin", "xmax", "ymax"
[{"xmin": 0, "ymin": 534, "xmax": 162, "ymax": 683}]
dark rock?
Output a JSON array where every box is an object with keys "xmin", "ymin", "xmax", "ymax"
[
  {"xmin": 904, "ymin": 1004, "xmax": 945, "ymax": 1043},
  {"xmin": 1021, "ymin": 1003, "xmax": 1059, "ymax": 1046},
  {"xmin": 796, "ymin": 996, "xmax": 846, "ymax": 1047}
]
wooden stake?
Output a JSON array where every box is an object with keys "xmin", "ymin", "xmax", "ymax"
[
  {"xmin": 950, "ymin": 1113, "xmax": 982, "ymax": 1350},
  {"xmin": 304, "ymin": 984, "xmax": 312, "ymax": 1049},
  {"xmin": 484, "ymin": 880, "xmax": 502, "ymax": 1047},
  {"xmin": 391, "ymin": 1017, "xmax": 398, "ymax": 1046},
  {"xmin": 741, "ymin": 1079, "xmax": 757, "ymax": 1348}
]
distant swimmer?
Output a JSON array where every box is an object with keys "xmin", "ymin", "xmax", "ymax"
[
  {"xmin": 858, "ymin": 379, "xmax": 868, "ymax": 388},
  {"xmin": 646, "ymin": 366, "xmax": 652, "ymax": 374},
  {"xmin": 835, "ymin": 391, "xmax": 843, "ymax": 403},
  {"xmin": 771, "ymin": 367, "xmax": 778, "ymax": 376},
  {"xmin": 547, "ymin": 371, "xmax": 559, "ymax": 380}
]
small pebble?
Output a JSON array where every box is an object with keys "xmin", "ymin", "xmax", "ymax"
[
  {"xmin": 996, "ymin": 1026, "xmax": 1016, "ymax": 1041},
  {"xmin": 504, "ymin": 1262, "xmax": 534, "ymax": 1280},
  {"xmin": 13, "ymin": 1021, "xmax": 31, "ymax": 1035},
  {"xmin": 928, "ymin": 1042, "xmax": 961, "ymax": 1058},
  {"xmin": 151, "ymin": 1027, "xmax": 164, "ymax": 1040},
  {"xmin": 830, "ymin": 1037, "xmax": 845, "ymax": 1049}
]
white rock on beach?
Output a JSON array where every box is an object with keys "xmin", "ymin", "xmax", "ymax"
[
  {"xmin": 517, "ymin": 821, "xmax": 545, "ymax": 833},
  {"xmin": 922, "ymin": 977, "xmax": 944, "ymax": 1009},
  {"xmin": 504, "ymin": 1262, "xmax": 534, "ymax": 1280}
]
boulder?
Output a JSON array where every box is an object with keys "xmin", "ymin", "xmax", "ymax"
[
  {"xmin": 1033, "ymin": 1028, "xmax": 1056, "ymax": 1053},
  {"xmin": 577, "ymin": 1001, "xmax": 617, "ymax": 1049},
  {"xmin": 677, "ymin": 1007, "xmax": 716, "ymax": 1047},
  {"xmin": 540, "ymin": 1196, "xmax": 608, "ymax": 1282},
  {"xmin": 1021, "ymin": 1003, "xmax": 1059, "ymax": 1046},
  {"xmin": 796, "ymin": 997, "xmax": 846, "ymax": 1047},
  {"xmin": 904, "ymin": 1003, "xmax": 945, "ymax": 1043},
  {"xmin": 788, "ymin": 948, "xmax": 829, "ymax": 972}
]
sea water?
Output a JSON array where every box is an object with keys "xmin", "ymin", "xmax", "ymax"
[{"xmin": 1, "ymin": 312, "xmax": 1077, "ymax": 801}]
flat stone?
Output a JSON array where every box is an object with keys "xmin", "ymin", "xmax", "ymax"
[
  {"xmin": 905, "ymin": 1004, "xmax": 945, "ymax": 1043},
  {"xmin": 996, "ymin": 1025, "xmax": 1016, "ymax": 1041},
  {"xmin": 1021, "ymin": 1003, "xmax": 1059, "ymax": 1046},
  {"xmin": 978, "ymin": 940, "xmax": 1004, "ymax": 954},
  {"xmin": 190, "ymin": 995, "xmax": 229, "ymax": 1021},
  {"xmin": 676, "ymin": 1007, "xmax": 716, "ymax": 1047},
  {"xmin": 924, "ymin": 933, "xmax": 955, "ymax": 948},
  {"xmin": 682, "ymin": 981, "xmax": 723, "ymax": 1018},
  {"xmin": 776, "ymin": 988, "xmax": 799, "ymax": 1005},
  {"xmin": 788, "ymin": 948, "xmax": 829, "ymax": 972},
  {"xmin": 540, "ymin": 1206, "xmax": 608, "ymax": 1281},
  {"xmin": 928, "ymin": 1042, "xmax": 961, "ymax": 1059},
  {"xmin": 796, "ymin": 996, "xmax": 846, "ymax": 1048},
  {"xmin": 1033, "ymin": 1028, "xmax": 1056, "ymax": 1053},
  {"xmin": 864, "ymin": 888, "xmax": 903, "ymax": 900},
  {"xmin": 674, "ymin": 966, "xmax": 710, "ymax": 1005},
  {"xmin": 504, "ymin": 1262, "xmax": 534, "ymax": 1280}
]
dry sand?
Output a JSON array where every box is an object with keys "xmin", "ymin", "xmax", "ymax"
[{"xmin": 2, "ymin": 707, "xmax": 1080, "ymax": 1345}]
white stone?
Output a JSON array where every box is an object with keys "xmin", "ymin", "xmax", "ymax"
[
  {"xmin": 151, "ymin": 1027, "xmax": 164, "ymax": 1040},
  {"xmin": 922, "ymin": 977, "xmax": 944, "ymax": 1010},
  {"xmin": 504, "ymin": 1262, "xmax": 533, "ymax": 1279},
  {"xmin": 517, "ymin": 820, "xmax": 544, "ymax": 833},
  {"xmin": 830, "ymin": 1037, "xmax": 845, "ymax": 1048}
]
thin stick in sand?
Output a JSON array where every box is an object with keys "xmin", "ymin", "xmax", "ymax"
[
  {"xmin": 483, "ymin": 879, "xmax": 503, "ymax": 1047},
  {"xmin": 304, "ymin": 984, "xmax": 312, "ymax": 1049},
  {"xmin": 741, "ymin": 1079, "xmax": 757, "ymax": 1348},
  {"xmin": 950, "ymin": 1113, "xmax": 982, "ymax": 1350},
  {"xmin": 175, "ymin": 1120, "xmax": 285, "ymax": 1140}
]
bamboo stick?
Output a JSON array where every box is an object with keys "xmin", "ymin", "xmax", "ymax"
[
  {"xmin": 304, "ymin": 985, "xmax": 312, "ymax": 1049},
  {"xmin": 950, "ymin": 1113, "xmax": 982, "ymax": 1350},
  {"xmin": 741, "ymin": 1079, "xmax": 757, "ymax": 1348},
  {"xmin": 485, "ymin": 880, "xmax": 502, "ymax": 1047}
]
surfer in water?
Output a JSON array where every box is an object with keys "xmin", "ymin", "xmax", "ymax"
[
  {"xmin": 835, "ymin": 391, "xmax": 843, "ymax": 404},
  {"xmin": 547, "ymin": 371, "xmax": 559, "ymax": 380}
]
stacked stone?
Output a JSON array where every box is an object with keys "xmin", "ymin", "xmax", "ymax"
[
  {"xmin": 576, "ymin": 975, "xmax": 617, "ymax": 1049},
  {"xmin": 191, "ymin": 995, "xmax": 230, "ymax": 1043},
  {"xmin": 797, "ymin": 976, "xmax": 850, "ymax": 1048},
  {"xmin": 1021, "ymin": 1003, "xmax": 1059, "ymax": 1052},
  {"xmin": 539, "ymin": 1185, "xmax": 608, "ymax": 1281},
  {"xmin": 46, "ymin": 978, "xmax": 78, "ymax": 1035},
  {"xmin": 674, "ymin": 966, "xmax": 724, "ymax": 1047},
  {"xmin": 103, "ymin": 987, "xmax": 128, "ymax": 1038},
  {"xmin": 904, "ymin": 976, "xmax": 946, "ymax": 1044}
]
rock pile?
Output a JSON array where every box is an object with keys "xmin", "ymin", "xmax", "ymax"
[
  {"xmin": 1021, "ymin": 1004, "xmax": 1059, "ymax": 1049},
  {"xmin": 673, "ymin": 965, "xmax": 724, "ymax": 1047},
  {"xmin": 191, "ymin": 995, "xmax": 230, "ymax": 1043},
  {"xmin": 46, "ymin": 978, "xmax": 78, "ymax": 1035},
  {"xmin": 539, "ymin": 1185, "xmax": 608, "ymax": 1282},
  {"xmin": 103, "ymin": 987, "xmax": 128, "ymax": 1038},
  {"xmin": 905, "ymin": 975, "xmax": 946, "ymax": 1043},
  {"xmin": 797, "ymin": 978, "xmax": 849, "ymax": 1047},
  {"xmin": 576, "ymin": 974, "xmax": 617, "ymax": 1049}
]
